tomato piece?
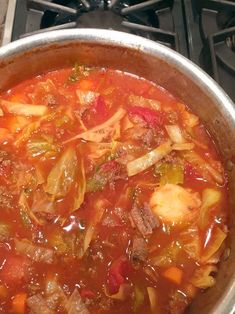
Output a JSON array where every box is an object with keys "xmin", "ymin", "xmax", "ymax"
[
  {"xmin": 107, "ymin": 256, "xmax": 130, "ymax": 294},
  {"xmin": 80, "ymin": 289, "xmax": 96, "ymax": 299},
  {"xmin": 0, "ymin": 255, "xmax": 30, "ymax": 285},
  {"xmin": 129, "ymin": 106, "xmax": 164, "ymax": 127},
  {"xmin": 184, "ymin": 162, "xmax": 200, "ymax": 181}
]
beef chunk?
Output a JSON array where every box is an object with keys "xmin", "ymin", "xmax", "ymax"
[
  {"xmin": 130, "ymin": 203, "xmax": 159, "ymax": 237},
  {"xmin": 131, "ymin": 236, "xmax": 147, "ymax": 267}
]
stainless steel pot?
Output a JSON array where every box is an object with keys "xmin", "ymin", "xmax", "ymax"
[{"xmin": 0, "ymin": 29, "xmax": 234, "ymax": 314}]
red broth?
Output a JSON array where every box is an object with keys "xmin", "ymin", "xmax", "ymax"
[{"xmin": 0, "ymin": 66, "xmax": 228, "ymax": 314}]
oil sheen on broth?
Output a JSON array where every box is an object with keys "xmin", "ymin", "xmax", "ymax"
[{"xmin": 0, "ymin": 65, "xmax": 228, "ymax": 314}]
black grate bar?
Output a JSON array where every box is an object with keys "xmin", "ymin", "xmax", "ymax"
[
  {"xmin": 80, "ymin": 0, "xmax": 91, "ymax": 10},
  {"xmin": 109, "ymin": 0, "xmax": 122, "ymax": 9},
  {"xmin": 122, "ymin": 21, "xmax": 178, "ymax": 49},
  {"xmin": 20, "ymin": 22, "xmax": 77, "ymax": 38},
  {"xmin": 121, "ymin": 0, "xmax": 167, "ymax": 15},
  {"xmin": 199, "ymin": 0, "xmax": 235, "ymax": 11},
  {"xmin": 28, "ymin": 0, "xmax": 78, "ymax": 15}
]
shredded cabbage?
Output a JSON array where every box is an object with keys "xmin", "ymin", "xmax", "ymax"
[
  {"xmin": 165, "ymin": 125, "xmax": 185, "ymax": 143},
  {"xmin": 155, "ymin": 162, "xmax": 184, "ymax": 185},
  {"xmin": 44, "ymin": 147, "xmax": 77, "ymax": 198},
  {"xmin": 190, "ymin": 265, "xmax": 217, "ymax": 289},
  {"xmin": 1, "ymin": 100, "xmax": 48, "ymax": 116}
]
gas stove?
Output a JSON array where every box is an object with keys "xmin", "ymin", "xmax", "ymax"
[{"xmin": 2, "ymin": 0, "xmax": 235, "ymax": 102}]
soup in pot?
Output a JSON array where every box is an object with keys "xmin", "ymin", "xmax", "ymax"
[{"xmin": 0, "ymin": 65, "xmax": 228, "ymax": 313}]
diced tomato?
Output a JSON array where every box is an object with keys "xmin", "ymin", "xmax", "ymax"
[
  {"xmin": 107, "ymin": 256, "xmax": 130, "ymax": 294},
  {"xmin": 184, "ymin": 162, "xmax": 200, "ymax": 181},
  {"xmin": 128, "ymin": 106, "xmax": 165, "ymax": 127},
  {"xmin": 0, "ymin": 255, "xmax": 30, "ymax": 285},
  {"xmin": 80, "ymin": 289, "xmax": 96, "ymax": 299}
]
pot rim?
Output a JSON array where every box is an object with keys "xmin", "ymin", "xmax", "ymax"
[{"xmin": 0, "ymin": 28, "xmax": 235, "ymax": 314}]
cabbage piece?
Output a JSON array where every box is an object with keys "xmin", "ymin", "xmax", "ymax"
[
  {"xmin": 45, "ymin": 276, "xmax": 67, "ymax": 310},
  {"xmin": 45, "ymin": 147, "xmax": 77, "ymax": 198},
  {"xmin": 64, "ymin": 108, "xmax": 126, "ymax": 144},
  {"xmin": 172, "ymin": 143, "xmax": 195, "ymax": 151},
  {"xmin": 201, "ymin": 226, "xmax": 227, "ymax": 263},
  {"xmin": 15, "ymin": 121, "xmax": 41, "ymax": 147},
  {"xmin": 151, "ymin": 241, "xmax": 181, "ymax": 267},
  {"xmin": 73, "ymin": 158, "xmax": 86, "ymax": 212},
  {"xmin": 15, "ymin": 238, "xmax": 54, "ymax": 264},
  {"xmin": 128, "ymin": 94, "xmax": 161, "ymax": 111},
  {"xmin": 190, "ymin": 265, "xmax": 217, "ymax": 289},
  {"xmin": 155, "ymin": 162, "xmax": 184, "ymax": 185},
  {"xmin": 198, "ymin": 189, "xmax": 222, "ymax": 229},
  {"xmin": 180, "ymin": 225, "xmax": 201, "ymax": 261},
  {"xmin": 1, "ymin": 99, "xmax": 48, "ymax": 116},
  {"xmin": 0, "ymin": 222, "xmax": 10, "ymax": 242},
  {"xmin": 165, "ymin": 125, "xmax": 185, "ymax": 143},
  {"xmin": 183, "ymin": 151, "xmax": 223, "ymax": 184},
  {"xmin": 127, "ymin": 140, "xmax": 172, "ymax": 177},
  {"xmin": 27, "ymin": 137, "xmax": 60, "ymax": 158},
  {"xmin": 133, "ymin": 286, "xmax": 145, "ymax": 312},
  {"xmin": 76, "ymin": 90, "xmax": 99, "ymax": 105},
  {"xmin": 19, "ymin": 191, "xmax": 43, "ymax": 226},
  {"xmin": 65, "ymin": 289, "xmax": 90, "ymax": 314},
  {"xmin": 104, "ymin": 284, "xmax": 132, "ymax": 301},
  {"xmin": 147, "ymin": 287, "xmax": 158, "ymax": 312},
  {"xmin": 27, "ymin": 294, "xmax": 55, "ymax": 314}
]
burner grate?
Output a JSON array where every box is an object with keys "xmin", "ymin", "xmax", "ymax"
[{"xmin": 7, "ymin": 0, "xmax": 188, "ymax": 56}]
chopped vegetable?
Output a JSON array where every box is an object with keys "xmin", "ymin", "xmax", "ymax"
[
  {"xmin": 0, "ymin": 222, "xmax": 10, "ymax": 242},
  {"xmin": 133, "ymin": 286, "xmax": 145, "ymax": 311},
  {"xmin": 151, "ymin": 241, "xmax": 181, "ymax": 267},
  {"xmin": 190, "ymin": 265, "xmax": 217, "ymax": 289},
  {"xmin": 183, "ymin": 151, "xmax": 224, "ymax": 184},
  {"xmin": 155, "ymin": 162, "xmax": 184, "ymax": 185},
  {"xmin": 129, "ymin": 106, "xmax": 164, "ymax": 127},
  {"xmin": 45, "ymin": 147, "xmax": 77, "ymax": 198},
  {"xmin": 198, "ymin": 188, "xmax": 221, "ymax": 229},
  {"xmin": 1, "ymin": 100, "xmax": 48, "ymax": 116},
  {"xmin": 147, "ymin": 287, "xmax": 158, "ymax": 312},
  {"xmin": 27, "ymin": 137, "xmax": 60, "ymax": 158},
  {"xmin": 201, "ymin": 226, "xmax": 227, "ymax": 263},
  {"xmin": 150, "ymin": 184, "xmax": 201, "ymax": 224},
  {"xmin": 73, "ymin": 157, "xmax": 86, "ymax": 212},
  {"xmin": 12, "ymin": 292, "xmax": 27, "ymax": 314},
  {"xmin": 180, "ymin": 225, "xmax": 201, "ymax": 261},
  {"xmin": 65, "ymin": 289, "xmax": 90, "ymax": 314},
  {"xmin": 26, "ymin": 294, "xmax": 54, "ymax": 314},
  {"xmin": 64, "ymin": 108, "xmax": 126, "ymax": 144},
  {"xmin": 76, "ymin": 89, "xmax": 99, "ymax": 105},
  {"xmin": 127, "ymin": 140, "xmax": 172, "ymax": 177},
  {"xmin": 165, "ymin": 125, "xmax": 185, "ymax": 143},
  {"xmin": 107, "ymin": 256, "xmax": 130, "ymax": 294},
  {"xmin": 19, "ymin": 191, "xmax": 43, "ymax": 226},
  {"xmin": 162, "ymin": 266, "xmax": 183, "ymax": 285},
  {"xmin": 15, "ymin": 238, "xmax": 54, "ymax": 264},
  {"xmin": 68, "ymin": 63, "xmax": 92, "ymax": 83},
  {"xmin": 172, "ymin": 142, "xmax": 195, "ymax": 150},
  {"xmin": 104, "ymin": 283, "xmax": 132, "ymax": 301},
  {"xmin": 128, "ymin": 94, "xmax": 161, "ymax": 111}
]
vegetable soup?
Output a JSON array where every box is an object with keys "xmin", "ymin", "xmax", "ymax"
[{"xmin": 0, "ymin": 65, "xmax": 228, "ymax": 313}]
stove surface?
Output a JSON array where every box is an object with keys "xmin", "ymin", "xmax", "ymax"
[{"xmin": 2, "ymin": 0, "xmax": 235, "ymax": 102}]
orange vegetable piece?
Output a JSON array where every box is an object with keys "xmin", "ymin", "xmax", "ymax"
[
  {"xmin": 79, "ymin": 79, "xmax": 94, "ymax": 91},
  {"xmin": 12, "ymin": 292, "xmax": 27, "ymax": 314},
  {"xmin": 0, "ymin": 285, "xmax": 8, "ymax": 298},
  {"xmin": 162, "ymin": 266, "xmax": 183, "ymax": 285}
]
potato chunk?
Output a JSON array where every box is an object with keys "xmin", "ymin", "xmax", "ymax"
[{"xmin": 149, "ymin": 184, "xmax": 201, "ymax": 224}]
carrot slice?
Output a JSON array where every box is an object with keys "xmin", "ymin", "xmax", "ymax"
[
  {"xmin": 12, "ymin": 292, "xmax": 27, "ymax": 314},
  {"xmin": 162, "ymin": 266, "xmax": 183, "ymax": 285},
  {"xmin": 79, "ymin": 79, "xmax": 94, "ymax": 91}
]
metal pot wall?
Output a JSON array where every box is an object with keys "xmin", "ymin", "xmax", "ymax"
[{"xmin": 0, "ymin": 29, "xmax": 234, "ymax": 314}]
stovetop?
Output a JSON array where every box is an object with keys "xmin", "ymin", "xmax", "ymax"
[{"xmin": 2, "ymin": 0, "xmax": 235, "ymax": 102}]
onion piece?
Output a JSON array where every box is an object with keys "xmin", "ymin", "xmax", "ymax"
[
  {"xmin": 147, "ymin": 287, "xmax": 158, "ymax": 312},
  {"xmin": 65, "ymin": 289, "xmax": 90, "ymax": 314},
  {"xmin": 190, "ymin": 265, "xmax": 217, "ymax": 289},
  {"xmin": 1, "ymin": 100, "xmax": 48, "ymax": 117},
  {"xmin": 172, "ymin": 143, "xmax": 195, "ymax": 151},
  {"xmin": 127, "ymin": 140, "xmax": 172, "ymax": 177},
  {"xmin": 76, "ymin": 90, "xmax": 99, "ymax": 105},
  {"xmin": 165, "ymin": 125, "xmax": 185, "ymax": 143},
  {"xmin": 73, "ymin": 158, "xmax": 86, "ymax": 212},
  {"xmin": 128, "ymin": 94, "xmax": 161, "ymax": 111}
]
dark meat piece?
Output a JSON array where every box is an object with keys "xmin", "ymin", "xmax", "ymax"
[
  {"xmin": 27, "ymin": 294, "xmax": 54, "ymax": 314},
  {"xmin": 131, "ymin": 236, "xmax": 147, "ymax": 267},
  {"xmin": 130, "ymin": 203, "xmax": 159, "ymax": 237},
  {"xmin": 124, "ymin": 127, "xmax": 155, "ymax": 147}
]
